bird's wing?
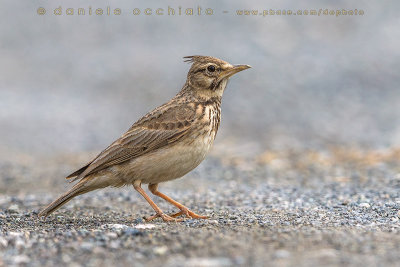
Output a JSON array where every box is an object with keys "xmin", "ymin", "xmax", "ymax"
[{"xmin": 66, "ymin": 102, "xmax": 197, "ymax": 182}]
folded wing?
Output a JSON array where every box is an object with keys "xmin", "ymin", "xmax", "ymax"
[{"xmin": 66, "ymin": 102, "xmax": 196, "ymax": 182}]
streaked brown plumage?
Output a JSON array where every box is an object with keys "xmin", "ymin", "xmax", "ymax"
[{"xmin": 38, "ymin": 55, "xmax": 250, "ymax": 221}]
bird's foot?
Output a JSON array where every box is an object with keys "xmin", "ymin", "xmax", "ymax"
[
  {"xmin": 144, "ymin": 212, "xmax": 184, "ymax": 222},
  {"xmin": 169, "ymin": 207, "xmax": 208, "ymax": 219},
  {"xmin": 145, "ymin": 208, "xmax": 208, "ymax": 222}
]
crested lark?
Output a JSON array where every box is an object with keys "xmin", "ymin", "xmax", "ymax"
[{"xmin": 39, "ymin": 56, "xmax": 250, "ymax": 222}]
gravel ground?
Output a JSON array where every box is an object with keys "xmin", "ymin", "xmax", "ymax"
[
  {"xmin": 1, "ymin": 147, "xmax": 400, "ymax": 266},
  {"xmin": 1, "ymin": 1, "xmax": 399, "ymax": 266}
]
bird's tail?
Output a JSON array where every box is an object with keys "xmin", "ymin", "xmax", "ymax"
[{"xmin": 38, "ymin": 179, "xmax": 94, "ymax": 217}]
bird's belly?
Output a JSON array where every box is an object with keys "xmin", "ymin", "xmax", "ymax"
[{"xmin": 114, "ymin": 134, "xmax": 214, "ymax": 185}]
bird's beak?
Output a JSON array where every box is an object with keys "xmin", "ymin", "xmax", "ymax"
[{"xmin": 217, "ymin": 64, "xmax": 251, "ymax": 82}]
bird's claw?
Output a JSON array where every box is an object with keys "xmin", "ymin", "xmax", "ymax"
[
  {"xmin": 145, "ymin": 208, "xmax": 208, "ymax": 222},
  {"xmin": 174, "ymin": 208, "xmax": 208, "ymax": 219},
  {"xmin": 144, "ymin": 212, "xmax": 183, "ymax": 222}
]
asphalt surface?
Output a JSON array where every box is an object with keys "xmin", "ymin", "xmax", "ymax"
[{"xmin": 1, "ymin": 146, "xmax": 400, "ymax": 266}]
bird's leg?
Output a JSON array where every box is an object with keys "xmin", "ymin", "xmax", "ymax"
[
  {"xmin": 132, "ymin": 180, "xmax": 183, "ymax": 222},
  {"xmin": 146, "ymin": 183, "xmax": 208, "ymax": 220}
]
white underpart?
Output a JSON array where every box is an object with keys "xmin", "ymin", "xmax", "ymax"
[{"xmin": 102, "ymin": 109, "xmax": 218, "ymax": 185}]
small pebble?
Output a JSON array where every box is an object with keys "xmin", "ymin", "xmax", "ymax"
[
  {"xmin": 153, "ymin": 246, "xmax": 168, "ymax": 256},
  {"xmin": 359, "ymin": 203, "xmax": 371, "ymax": 208}
]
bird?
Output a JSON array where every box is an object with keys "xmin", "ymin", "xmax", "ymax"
[{"xmin": 38, "ymin": 55, "xmax": 251, "ymax": 222}]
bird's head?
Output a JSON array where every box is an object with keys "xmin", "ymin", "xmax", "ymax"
[{"xmin": 183, "ymin": 55, "xmax": 251, "ymax": 99}]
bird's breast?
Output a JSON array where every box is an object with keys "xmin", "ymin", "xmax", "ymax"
[
  {"xmin": 109, "ymin": 103, "xmax": 221, "ymax": 185},
  {"xmin": 114, "ymin": 110, "xmax": 220, "ymax": 185}
]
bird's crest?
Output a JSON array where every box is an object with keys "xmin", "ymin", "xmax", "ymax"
[{"xmin": 183, "ymin": 55, "xmax": 228, "ymax": 65}]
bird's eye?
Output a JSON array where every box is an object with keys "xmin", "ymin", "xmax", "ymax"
[{"xmin": 207, "ymin": 65, "xmax": 216, "ymax": 72}]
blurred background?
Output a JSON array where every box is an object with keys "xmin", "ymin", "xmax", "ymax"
[
  {"xmin": 0, "ymin": 0, "xmax": 399, "ymax": 159},
  {"xmin": 1, "ymin": 2, "xmax": 400, "ymax": 266}
]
